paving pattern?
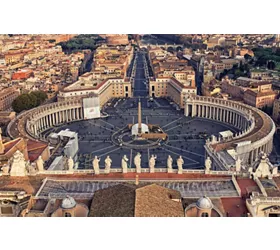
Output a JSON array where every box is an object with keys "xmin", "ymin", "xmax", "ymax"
[{"xmin": 45, "ymin": 97, "xmax": 239, "ymax": 170}]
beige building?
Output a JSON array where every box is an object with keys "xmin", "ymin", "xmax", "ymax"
[
  {"xmin": 149, "ymin": 77, "xmax": 196, "ymax": 108},
  {"xmin": 57, "ymin": 74, "xmax": 132, "ymax": 107},
  {"xmin": 250, "ymin": 70, "xmax": 273, "ymax": 81},
  {"xmin": 0, "ymin": 87, "xmax": 20, "ymax": 111},
  {"xmin": 246, "ymin": 192, "xmax": 280, "ymax": 217},
  {"xmin": 243, "ymin": 83, "xmax": 276, "ymax": 108},
  {"xmin": 272, "ymin": 98, "xmax": 280, "ymax": 121}
]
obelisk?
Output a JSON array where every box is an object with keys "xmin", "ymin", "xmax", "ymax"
[{"xmin": 138, "ymin": 98, "xmax": 142, "ymax": 135}]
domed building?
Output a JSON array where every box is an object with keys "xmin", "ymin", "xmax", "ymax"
[
  {"xmin": 51, "ymin": 196, "xmax": 89, "ymax": 217},
  {"xmin": 184, "ymin": 196, "xmax": 223, "ymax": 217}
]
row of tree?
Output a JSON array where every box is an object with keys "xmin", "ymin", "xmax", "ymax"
[
  {"xmin": 252, "ymin": 47, "xmax": 280, "ymax": 69},
  {"xmin": 58, "ymin": 35, "xmax": 105, "ymax": 53},
  {"xmin": 12, "ymin": 91, "xmax": 47, "ymax": 113}
]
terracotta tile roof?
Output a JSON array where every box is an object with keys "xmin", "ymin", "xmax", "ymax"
[
  {"xmin": 220, "ymin": 197, "xmax": 248, "ymax": 217},
  {"xmin": 0, "ymin": 176, "xmax": 44, "ymax": 195},
  {"xmin": 89, "ymin": 183, "xmax": 184, "ymax": 217},
  {"xmin": 236, "ymin": 178, "xmax": 260, "ymax": 197},
  {"xmin": 135, "ymin": 184, "xmax": 184, "ymax": 217},
  {"xmin": 89, "ymin": 183, "xmax": 136, "ymax": 217},
  {"xmin": 26, "ymin": 139, "xmax": 48, "ymax": 162},
  {"xmin": 2, "ymin": 138, "xmax": 22, "ymax": 154}
]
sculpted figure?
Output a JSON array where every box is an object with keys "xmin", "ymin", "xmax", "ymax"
[
  {"xmin": 149, "ymin": 155, "xmax": 157, "ymax": 173},
  {"xmin": 122, "ymin": 155, "xmax": 129, "ymax": 173},
  {"xmin": 10, "ymin": 150, "xmax": 27, "ymax": 177},
  {"xmin": 93, "ymin": 156, "xmax": 100, "ymax": 175},
  {"xmin": 167, "ymin": 155, "xmax": 173, "ymax": 172},
  {"xmin": 104, "ymin": 155, "xmax": 112, "ymax": 173},
  {"xmin": 177, "ymin": 155, "xmax": 184, "ymax": 174},
  {"xmin": 36, "ymin": 156, "xmax": 44, "ymax": 172},
  {"xmin": 1, "ymin": 164, "xmax": 10, "ymax": 175},
  {"xmin": 235, "ymin": 157, "xmax": 241, "ymax": 172},
  {"xmin": 67, "ymin": 156, "xmax": 74, "ymax": 171},
  {"xmin": 134, "ymin": 152, "xmax": 141, "ymax": 173},
  {"xmin": 205, "ymin": 157, "xmax": 212, "ymax": 172}
]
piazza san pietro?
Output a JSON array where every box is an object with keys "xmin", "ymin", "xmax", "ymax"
[{"xmin": 1, "ymin": 34, "xmax": 280, "ymax": 217}]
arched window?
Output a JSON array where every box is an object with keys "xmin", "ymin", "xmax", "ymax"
[
  {"xmin": 201, "ymin": 212, "xmax": 209, "ymax": 217},
  {"xmin": 64, "ymin": 212, "xmax": 72, "ymax": 217}
]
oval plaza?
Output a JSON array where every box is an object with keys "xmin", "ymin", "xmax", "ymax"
[{"xmin": 7, "ymin": 91, "xmax": 275, "ymax": 172}]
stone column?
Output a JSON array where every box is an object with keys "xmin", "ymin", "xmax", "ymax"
[
  {"xmin": 191, "ymin": 104, "xmax": 196, "ymax": 117},
  {"xmin": 62, "ymin": 110, "xmax": 65, "ymax": 123},
  {"xmin": 226, "ymin": 110, "xmax": 229, "ymax": 123},
  {"xmin": 185, "ymin": 103, "xmax": 189, "ymax": 116},
  {"xmin": 52, "ymin": 113, "xmax": 55, "ymax": 125},
  {"xmin": 69, "ymin": 109, "xmax": 72, "ymax": 121},
  {"xmin": 202, "ymin": 105, "xmax": 205, "ymax": 117}
]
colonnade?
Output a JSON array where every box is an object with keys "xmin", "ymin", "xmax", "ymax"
[
  {"xmin": 186, "ymin": 103, "xmax": 251, "ymax": 132},
  {"xmin": 184, "ymin": 96, "xmax": 275, "ymax": 169},
  {"xmin": 26, "ymin": 101, "xmax": 84, "ymax": 138}
]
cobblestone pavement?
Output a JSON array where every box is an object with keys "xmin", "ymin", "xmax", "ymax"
[{"xmin": 51, "ymin": 97, "xmax": 239, "ymax": 170}]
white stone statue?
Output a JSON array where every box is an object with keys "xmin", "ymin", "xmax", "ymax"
[
  {"xmin": 1, "ymin": 164, "xmax": 10, "ymax": 175},
  {"xmin": 167, "ymin": 155, "xmax": 173, "ymax": 173},
  {"xmin": 149, "ymin": 155, "xmax": 157, "ymax": 173},
  {"xmin": 177, "ymin": 155, "xmax": 184, "ymax": 174},
  {"xmin": 134, "ymin": 152, "xmax": 141, "ymax": 173},
  {"xmin": 10, "ymin": 150, "xmax": 27, "ymax": 177},
  {"xmin": 27, "ymin": 162, "xmax": 37, "ymax": 175},
  {"xmin": 205, "ymin": 156, "xmax": 212, "ymax": 173},
  {"xmin": 104, "ymin": 155, "xmax": 112, "ymax": 174},
  {"xmin": 93, "ymin": 156, "xmax": 100, "ymax": 175},
  {"xmin": 255, "ymin": 152, "xmax": 274, "ymax": 179},
  {"xmin": 235, "ymin": 157, "xmax": 242, "ymax": 172},
  {"xmin": 122, "ymin": 155, "xmax": 129, "ymax": 173},
  {"xmin": 36, "ymin": 155, "xmax": 44, "ymax": 172},
  {"xmin": 67, "ymin": 156, "xmax": 74, "ymax": 172}
]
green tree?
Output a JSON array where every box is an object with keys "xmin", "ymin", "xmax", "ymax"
[
  {"xmin": 267, "ymin": 60, "xmax": 276, "ymax": 70},
  {"xmin": 12, "ymin": 91, "xmax": 47, "ymax": 113},
  {"xmin": 31, "ymin": 90, "xmax": 47, "ymax": 105},
  {"xmin": 244, "ymin": 53, "xmax": 252, "ymax": 61}
]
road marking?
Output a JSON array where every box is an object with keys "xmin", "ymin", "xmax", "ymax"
[
  {"xmin": 98, "ymin": 147, "xmax": 120, "ymax": 158},
  {"xmin": 99, "ymin": 119, "xmax": 120, "ymax": 129},
  {"xmin": 89, "ymin": 145, "xmax": 116, "ymax": 155},
  {"xmin": 162, "ymin": 117, "xmax": 183, "ymax": 128},
  {"xmin": 87, "ymin": 120, "xmax": 115, "ymax": 132},
  {"xmin": 163, "ymin": 147, "xmax": 199, "ymax": 164},
  {"xmin": 165, "ymin": 125, "xmax": 180, "ymax": 132},
  {"xmin": 165, "ymin": 144, "xmax": 205, "ymax": 158}
]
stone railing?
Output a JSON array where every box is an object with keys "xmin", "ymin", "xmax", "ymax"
[
  {"xmin": 254, "ymin": 177, "xmax": 268, "ymax": 197},
  {"xmin": 29, "ymin": 167, "xmax": 242, "ymax": 176},
  {"xmin": 231, "ymin": 175, "xmax": 241, "ymax": 196}
]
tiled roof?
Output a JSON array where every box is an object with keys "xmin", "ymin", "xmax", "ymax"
[
  {"xmin": 135, "ymin": 184, "xmax": 184, "ymax": 217},
  {"xmin": 89, "ymin": 183, "xmax": 184, "ymax": 217},
  {"xmin": 220, "ymin": 197, "xmax": 248, "ymax": 217},
  {"xmin": 89, "ymin": 184, "xmax": 136, "ymax": 217}
]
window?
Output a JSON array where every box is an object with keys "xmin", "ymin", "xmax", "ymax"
[{"xmin": 64, "ymin": 212, "xmax": 72, "ymax": 217}]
